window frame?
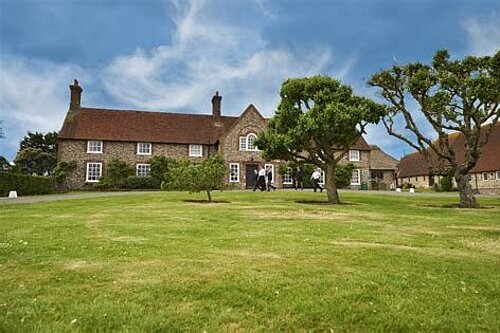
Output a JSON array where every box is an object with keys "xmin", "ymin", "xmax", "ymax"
[
  {"xmin": 239, "ymin": 136, "xmax": 247, "ymax": 151},
  {"xmin": 351, "ymin": 169, "xmax": 361, "ymax": 185},
  {"xmin": 246, "ymin": 133, "xmax": 258, "ymax": 151},
  {"xmin": 87, "ymin": 140, "xmax": 103, "ymax": 154},
  {"xmin": 496, "ymin": 171, "xmax": 500, "ymax": 180},
  {"xmin": 137, "ymin": 142, "xmax": 152, "ymax": 155},
  {"xmin": 136, "ymin": 164, "xmax": 151, "ymax": 177},
  {"xmin": 189, "ymin": 144, "xmax": 203, "ymax": 157},
  {"xmin": 283, "ymin": 167, "xmax": 293, "ymax": 185},
  {"xmin": 229, "ymin": 163, "xmax": 240, "ymax": 182},
  {"xmin": 86, "ymin": 162, "xmax": 102, "ymax": 182},
  {"xmin": 349, "ymin": 149, "xmax": 360, "ymax": 162},
  {"xmin": 482, "ymin": 172, "xmax": 488, "ymax": 181}
]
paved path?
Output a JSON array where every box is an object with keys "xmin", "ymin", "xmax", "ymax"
[{"xmin": 0, "ymin": 191, "xmax": 158, "ymax": 205}]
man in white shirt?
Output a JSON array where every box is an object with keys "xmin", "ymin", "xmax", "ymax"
[{"xmin": 311, "ymin": 168, "xmax": 324, "ymax": 192}]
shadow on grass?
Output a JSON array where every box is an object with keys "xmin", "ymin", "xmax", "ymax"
[
  {"xmin": 296, "ymin": 200, "xmax": 358, "ymax": 206},
  {"xmin": 183, "ymin": 200, "xmax": 230, "ymax": 204},
  {"xmin": 417, "ymin": 203, "xmax": 493, "ymax": 209}
]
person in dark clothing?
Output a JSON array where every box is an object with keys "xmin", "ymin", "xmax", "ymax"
[
  {"xmin": 252, "ymin": 169, "xmax": 259, "ymax": 191},
  {"xmin": 266, "ymin": 165, "xmax": 276, "ymax": 191},
  {"xmin": 294, "ymin": 166, "xmax": 304, "ymax": 190},
  {"xmin": 257, "ymin": 165, "xmax": 267, "ymax": 191}
]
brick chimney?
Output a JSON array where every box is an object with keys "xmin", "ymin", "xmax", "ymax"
[
  {"xmin": 212, "ymin": 91, "xmax": 222, "ymax": 122},
  {"xmin": 69, "ymin": 79, "xmax": 83, "ymax": 109}
]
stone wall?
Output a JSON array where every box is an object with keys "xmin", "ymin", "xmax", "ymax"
[
  {"xmin": 338, "ymin": 150, "xmax": 371, "ymax": 190},
  {"xmin": 397, "ymin": 172, "xmax": 500, "ymax": 194},
  {"xmin": 58, "ymin": 139, "xmax": 210, "ymax": 187}
]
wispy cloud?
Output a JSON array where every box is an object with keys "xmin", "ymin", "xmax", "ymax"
[
  {"xmin": 255, "ymin": 0, "xmax": 277, "ymax": 20},
  {"xmin": 464, "ymin": 12, "xmax": 500, "ymax": 56},
  {"xmin": 102, "ymin": 0, "xmax": 332, "ymax": 115},
  {"xmin": 0, "ymin": 57, "xmax": 87, "ymax": 159}
]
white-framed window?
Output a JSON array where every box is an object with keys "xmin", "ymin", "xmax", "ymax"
[
  {"xmin": 86, "ymin": 162, "xmax": 102, "ymax": 182},
  {"xmin": 136, "ymin": 164, "xmax": 151, "ymax": 177},
  {"xmin": 87, "ymin": 140, "xmax": 103, "ymax": 153},
  {"xmin": 137, "ymin": 142, "xmax": 152, "ymax": 155},
  {"xmin": 349, "ymin": 150, "xmax": 360, "ymax": 162},
  {"xmin": 496, "ymin": 171, "xmax": 500, "ymax": 180},
  {"xmin": 229, "ymin": 163, "xmax": 239, "ymax": 182},
  {"xmin": 239, "ymin": 133, "xmax": 259, "ymax": 151},
  {"xmin": 283, "ymin": 167, "xmax": 293, "ymax": 185},
  {"xmin": 239, "ymin": 136, "xmax": 247, "ymax": 151},
  {"xmin": 319, "ymin": 170, "xmax": 325, "ymax": 185},
  {"xmin": 482, "ymin": 172, "xmax": 488, "ymax": 181},
  {"xmin": 351, "ymin": 169, "xmax": 361, "ymax": 185},
  {"xmin": 265, "ymin": 164, "xmax": 275, "ymax": 183},
  {"xmin": 189, "ymin": 144, "xmax": 202, "ymax": 157}
]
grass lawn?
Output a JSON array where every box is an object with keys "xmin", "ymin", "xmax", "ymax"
[{"xmin": 1, "ymin": 190, "xmax": 499, "ymax": 332}]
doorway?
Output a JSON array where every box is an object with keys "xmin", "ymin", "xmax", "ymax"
[{"xmin": 245, "ymin": 163, "xmax": 259, "ymax": 189}]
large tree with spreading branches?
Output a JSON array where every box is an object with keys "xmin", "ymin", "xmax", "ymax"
[
  {"xmin": 369, "ymin": 50, "xmax": 500, "ymax": 207},
  {"xmin": 256, "ymin": 76, "xmax": 385, "ymax": 204}
]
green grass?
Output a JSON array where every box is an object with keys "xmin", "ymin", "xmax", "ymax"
[{"xmin": 1, "ymin": 191, "xmax": 499, "ymax": 332}]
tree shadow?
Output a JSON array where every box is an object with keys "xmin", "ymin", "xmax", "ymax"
[
  {"xmin": 416, "ymin": 203, "xmax": 492, "ymax": 209},
  {"xmin": 295, "ymin": 200, "xmax": 358, "ymax": 206},
  {"xmin": 183, "ymin": 199, "xmax": 230, "ymax": 204}
]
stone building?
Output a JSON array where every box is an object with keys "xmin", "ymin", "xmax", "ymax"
[
  {"xmin": 58, "ymin": 80, "xmax": 383, "ymax": 189},
  {"xmin": 396, "ymin": 123, "xmax": 500, "ymax": 194},
  {"xmin": 369, "ymin": 145, "xmax": 399, "ymax": 190}
]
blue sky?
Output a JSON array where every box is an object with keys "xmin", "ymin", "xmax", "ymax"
[{"xmin": 1, "ymin": 0, "xmax": 499, "ymax": 161}]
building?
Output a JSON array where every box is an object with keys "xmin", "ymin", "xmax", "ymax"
[
  {"xmin": 58, "ymin": 80, "xmax": 386, "ymax": 190},
  {"xmin": 369, "ymin": 145, "xmax": 399, "ymax": 190},
  {"xmin": 396, "ymin": 123, "xmax": 500, "ymax": 194}
]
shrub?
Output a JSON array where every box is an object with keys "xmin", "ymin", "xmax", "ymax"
[
  {"xmin": 0, "ymin": 172, "xmax": 53, "ymax": 196},
  {"xmin": 99, "ymin": 159, "xmax": 134, "ymax": 189},
  {"xmin": 149, "ymin": 156, "xmax": 171, "ymax": 184},
  {"xmin": 125, "ymin": 176, "xmax": 161, "ymax": 190},
  {"xmin": 440, "ymin": 174, "xmax": 453, "ymax": 192}
]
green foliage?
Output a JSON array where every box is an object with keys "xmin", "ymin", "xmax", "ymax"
[
  {"xmin": 148, "ymin": 155, "xmax": 171, "ymax": 184},
  {"xmin": 0, "ymin": 155, "xmax": 11, "ymax": 171},
  {"xmin": 99, "ymin": 159, "xmax": 134, "ymax": 189},
  {"xmin": 256, "ymin": 76, "xmax": 384, "ymax": 203},
  {"xmin": 125, "ymin": 176, "xmax": 161, "ymax": 190},
  {"xmin": 440, "ymin": 174, "xmax": 453, "ymax": 192},
  {"xmin": 165, "ymin": 154, "xmax": 227, "ymax": 201},
  {"xmin": 335, "ymin": 163, "xmax": 355, "ymax": 188},
  {"xmin": 54, "ymin": 161, "xmax": 77, "ymax": 183},
  {"xmin": 14, "ymin": 131, "xmax": 59, "ymax": 176},
  {"xmin": 0, "ymin": 172, "xmax": 53, "ymax": 196},
  {"xmin": 14, "ymin": 147, "xmax": 57, "ymax": 176}
]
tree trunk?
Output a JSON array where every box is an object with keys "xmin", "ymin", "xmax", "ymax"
[
  {"xmin": 206, "ymin": 189, "xmax": 212, "ymax": 202},
  {"xmin": 325, "ymin": 163, "xmax": 341, "ymax": 204},
  {"xmin": 454, "ymin": 170, "xmax": 478, "ymax": 208}
]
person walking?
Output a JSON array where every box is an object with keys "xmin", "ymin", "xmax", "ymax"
[
  {"xmin": 266, "ymin": 165, "xmax": 276, "ymax": 191},
  {"xmin": 257, "ymin": 165, "xmax": 266, "ymax": 191},
  {"xmin": 294, "ymin": 166, "xmax": 304, "ymax": 190},
  {"xmin": 252, "ymin": 169, "xmax": 259, "ymax": 191},
  {"xmin": 311, "ymin": 168, "xmax": 324, "ymax": 192}
]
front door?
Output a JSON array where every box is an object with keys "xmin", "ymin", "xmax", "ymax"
[{"xmin": 246, "ymin": 163, "xmax": 259, "ymax": 189}]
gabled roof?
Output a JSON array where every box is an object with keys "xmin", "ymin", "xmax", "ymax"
[
  {"xmin": 59, "ymin": 107, "xmax": 239, "ymax": 145},
  {"xmin": 369, "ymin": 145, "xmax": 399, "ymax": 170},
  {"xmin": 397, "ymin": 122, "xmax": 500, "ymax": 177}
]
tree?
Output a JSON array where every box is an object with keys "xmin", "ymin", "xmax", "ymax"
[
  {"xmin": 99, "ymin": 159, "xmax": 135, "ymax": 188},
  {"xmin": 14, "ymin": 147, "xmax": 56, "ymax": 176},
  {"xmin": 0, "ymin": 156, "xmax": 10, "ymax": 172},
  {"xmin": 15, "ymin": 131, "xmax": 59, "ymax": 175},
  {"xmin": 256, "ymin": 76, "xmax": 385, "ymax": 204},
  {"xmin": 369, "ymin": 50, "xmax": 500, "ymax": 207},
  {"xmin": 166, "ymin": 154, "xmax": 227, "ymax": 202}
]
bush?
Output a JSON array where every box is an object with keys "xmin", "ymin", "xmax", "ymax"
[
  {"xmin": 0, "ymin": 172, "xmax": 53, "ymax": 196},
  {"xmin": 125, "ymin": 176, "xmax": 161, "ymax": 190},
  {"xmin": 99, "ymin": 159, "xmax": 134, "ymax": 189},
  {"xmin": 440, "ymin": 174, "xmax": 453, "ymax": 192},
  {"xmin": 149, "ymin": 156, "xmax": 171, "ymax": 184}
]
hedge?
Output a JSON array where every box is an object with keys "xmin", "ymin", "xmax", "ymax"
[{"xmin": 0, "ymin": 172, "xmax": 53, "ymax": 197}]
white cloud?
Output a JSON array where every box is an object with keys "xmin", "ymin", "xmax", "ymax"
[
  {"xmin": 102, "ymin": 0, "xmax": 333, "ymax": 116},
  {"xmin": 464, "ymin": 13, "xmax": 500, "ymax": 56},
  {"xmin": 0, "ymin": 57, "xmax": 87, "ymax": 159}
]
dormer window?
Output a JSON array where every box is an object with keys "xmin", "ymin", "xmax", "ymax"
[
  {"xmin": 87, "ymin": 140, "xmax": 103, "ymax": 153},
  {"xmin": 137, "ymin": 143, "xmax": 151, "ymax": 155},
  {"xmin": 239, "ymin": 133, "xmax": 259, "ymax": 151},
  {"xmin": 349, "ymin": 149, "xmax": 360, "ymax": 162}
]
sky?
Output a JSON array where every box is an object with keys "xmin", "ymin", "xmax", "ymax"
[{"xmin": 1, "ymin": 0, "xmax": 499, "ymax": 161}]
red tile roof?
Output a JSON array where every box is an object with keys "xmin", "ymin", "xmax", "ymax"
[
  {"xmin": 397, "ymin": 123, "xmax": 500, "ymax": 177},
  {"xmin": 59, "ymin": 107, "xmax": 238, "ymax": 144}
]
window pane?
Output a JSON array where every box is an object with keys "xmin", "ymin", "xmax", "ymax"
[
  {"xmin": 351, "ymin": 169, "xmax": 360, "ymax": 185},
  {"xmin": 247, "ymin": 134, "xmax": 256, "ymax": 150},
  {"xmin": 86, "ymin": 163, "xmax": 102, "ymax": 182},
  {"xmin": 87, "ymin": 141, "xmax": 102, "ymax": 153},
  {"xmin": 189, "ymin": 144, "xmax": 202, "ymax": 157},
  {"xmin": 138, "ymin": 143, "xmax": 151, "ymax": 154},
  {"xmin": 239, "ymin": 137, "xmax": 247, "ymax": 151},
  {"xmin": 349, "ymin": 150, "xmax": 360, "ymax": 161},
  {"xmin": 137, "ymin": 164, "xmax": 151, "ymax": 177},
  {"xmin": 283, "ymin": 167, "xmax": 292, "ymax": 184},
  {"xmin": 229, "ymin": 163, "xmax": 239, "ymax": 182}
]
